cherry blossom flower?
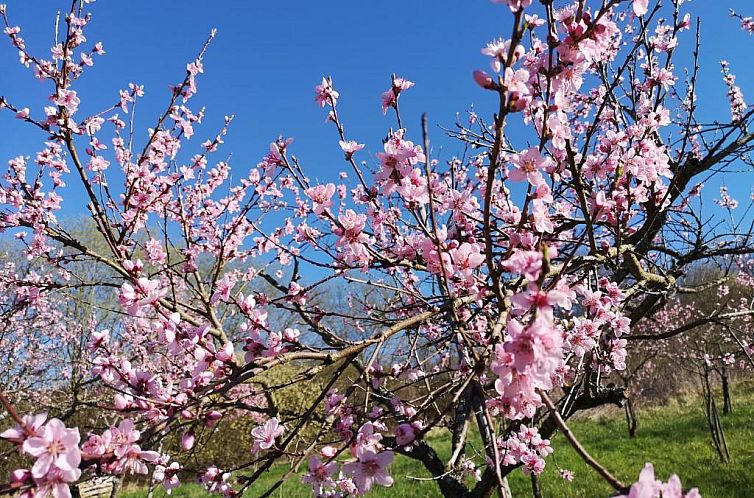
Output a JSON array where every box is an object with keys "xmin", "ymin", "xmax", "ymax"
[
  {"xmin": 305, "ymin": 183, "xmax": 336, "ymax": 216},
  {"xmin": 53, "ymin": 89, "xmax": 79, "ymax": 114},
  {"xmin": 721, "ymin": 61, "xmax": 747, "ymax": 123},
  {"xmin": 118, "ymin": 278, "xmax": 166, "ymax": 316},
  {"xmin": 1, "ymin": 413, "xmax": 47, "ymax": 444},
  {"xmin": 381, "ymin": 76, "xmax": 414, "ymax": 114},
  {"xmin": 342, "ymin": 448, "xmax": 394, "ymax": 494},
  {"xmin": 508, "ymin": 147, "xmax": 551, "ymax": 185},
  {"xmin": 301, "ymin": 456, "xmax": 338, "ymax": 496},
  {"xmin": 481, "ymin": 38, "xmax": 524, "ymax": 72},
  {"xmin": 22, "ymin": 419, "xmax": 81, "ymax": 478},
  {"xmin": 633, "ymin": 0, "xmax": 649, "ymax": 17},
  {"xmin": 619, "ymin": 463, "xmax": 701, "ymax": 498},
  {"xmin": 33, "ymin": 466, "xmax": 81, "ymax": 498},
  {"xmin": 251, "ymin": 418, "xmax": 285, "ymax": 453},
  {"xmin": 153, "ymin": 461, "xmax": 181, "ymax": 493},
  {"xmin": 339, "ymin": 140, "xmax": 364, "ymax": 159},
  {"xmin": 314, "ymin": 77, "xmax": 339, "ymax": 108},
  {"xmin": 491, "ymin": 0, "xmax": 533, "ymax": 12},
  {"xmin": 560, "ymin": 469, "xmax": 574, "ymax": 481}
]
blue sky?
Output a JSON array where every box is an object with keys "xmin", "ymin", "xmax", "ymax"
[{"xmin": 1, "ymin": 0, "xmax": 753, "ymax": 218}]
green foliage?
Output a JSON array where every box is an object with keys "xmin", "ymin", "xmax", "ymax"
[{"xmin": 121, "ymin": 381, "xmax": 754, "ymax": 498}]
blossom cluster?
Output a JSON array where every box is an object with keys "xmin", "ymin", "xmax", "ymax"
[
  {"xmin": 1, "ymin": 415, "xmax": 164, "ymax": 498},
  {"xmin": 0, "ymin": 0, "xmax": 741, "ymax": 496},
  {"xmin": 620, "ymin": 464, "xmax": 700, "ymax": 498}
]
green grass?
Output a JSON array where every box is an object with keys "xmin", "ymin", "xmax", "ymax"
[{"xmin": 122, "ymin": 381, "xmax": 754, "ymax": 497}]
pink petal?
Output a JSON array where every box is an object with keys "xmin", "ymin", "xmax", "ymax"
[
  {"xmin": 22, "ymin": 437, "xmax": 48, "ymax": 457},
  {"xmin": 633, "ymin": 0, "xmax": 649, "ymax": 16}
]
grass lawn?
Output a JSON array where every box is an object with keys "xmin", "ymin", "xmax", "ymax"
[{"xmin": 121, "ymin": 381, "xmax": 754, "ymax": 497}]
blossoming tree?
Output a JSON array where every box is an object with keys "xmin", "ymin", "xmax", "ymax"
[{"xmin": 1, "ymin": 0, "xmax": 753, "ymax": 497}]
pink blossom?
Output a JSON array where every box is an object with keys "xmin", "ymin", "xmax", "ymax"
[
  {"xmin": 491, "ymin": 0, "xmax": 533, "ymax": 12},
  {"xmin": 342, "ymin": 448, "xmax": 394, "ymax": 494},
  {"xmin": 451, "ymin": 242, "xmax": 485, "ymax": 271},
  {"xmin": 501, "ymin": 250, "xmax": 543, "ymax": 282},
  {"xmin": 86, "ymin": 329, "xmax": 109, "ymax": 351},
  {"xmin": 481, "ymin": 38, "xmax": 524, "ymax": 72},
  {"xmin": 251, "ymin": 418, "xmax": 284, "ymax": 453},
  {"xmin": 721, "ymin": 61, "xmax": 747, "ymax": 123},
  {"xmin": 715, "ymin": 186, "xmax": 739, "ymax": 210},
  {"xmin": 118, "ymin": 277, "xmax": 166, "ymax": 315},
  {"xmin": 113, "ymin": 445, "xmax": 160, "ymax": 475},
  {"xmin": 301, "ymin": 456, "xmax": 338, "ymax": 496},
  {"xmin": 9, "ymin": 468, "xmax": 32, "ymax": 488},
  {"xmin": 381, "ymin": 76, "xmax": 414, "ymax": 114},
  {"xmin": 33, "ymin": 466, "xmax": 81, "ymax": 498},
  {"xmin": 621, "ymin": 463, "xmax": 662, "ymax": 498},
  {"xmin": 508, "ymin": 147, "xmax": 551, "ymax": 186},
  {"xmin": 339, "ymin": 140, "xmax": 365, "ymax": 159},
  {"xmin": 22, "ymin": 418, "xmax": 81, "ymax": 478},
  {"xmin": 560, "ymin": 469, "xmax": 574, "ymax": 481},
  {"xmin": 633, "ymin": 0, "xmax": 649, "ymax": 16},
  {"xmin": 153, "ymin": 461, "xmax": 181, "ymax": 493},
  {"xmin": 1, "ymin": 413, "xmax": 46, "ymax": 444},
  {"xmin": 305, "ymin": 183, "xmax": 336, "ymax": 215},
  {"xmin": 619, "ymin": 464, "xmax": 701, "ymax": 498},
  {"xmin": 510, "ymin": 283, "xmax": 572, "ymax": 318},
  {"xmin": 211, "ymin": 273, "xmax": 237, "ymax": 304},
  {"xmin": 314, "ymin": 77, "xmax": 339, "ymax": 107},
  {"xmin": 352, "ymin": 423, "xmax": 383, "ymax": 455},
  {"xmin": 87, "ymin": 155, "xmax": 109, "ymax": 172},
  {"xmin": 108, "ymin": 419, "xmax": 141, "ymax": 459},
  {"xmin": 181, "ymin": 431, "xmax": 196, "ymax": 451},
  {"xmin": 320, "ymin": 446, "xmax": 338, "ymax": 458},
  {"xmin": 54, "ymin": 90, "xmax": 80, "ymax": 114},
  {"xmin": 394, "ymin": 423, "xmax": 417, "ymax": 446}
]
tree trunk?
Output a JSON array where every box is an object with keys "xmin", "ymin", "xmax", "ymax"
[
  {"xmin": 624, "ymin": 397, "xmax": 638, "ymax": 438},
  {"xmin": 530, "ymin": 474, "xmax": 541, "ymax": 498},
  {"xmin": 721, "ymin": 366, "xmax": 732, "ymax": 415},
  {"xmin": 702, "ymin": 367, "xmax": 730, "ymax": 463}
]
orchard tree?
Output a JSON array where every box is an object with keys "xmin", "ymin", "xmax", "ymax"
[
  {"xmin": 4, "ymin": 0, "xmax": 754, "ymax": 497},
  {"xmin": 623, "ymin": 260, "xmax": 754, "ymax": 438}
]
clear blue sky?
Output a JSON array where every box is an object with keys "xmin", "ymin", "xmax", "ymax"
[{"xmin": 0, "ymin": 0, "xmax": 753, "ymax": 216}]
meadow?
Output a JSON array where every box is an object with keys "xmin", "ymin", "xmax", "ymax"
[{"xmin": 122, "ymin": 382, "xmax": 754, "ymax": 498}]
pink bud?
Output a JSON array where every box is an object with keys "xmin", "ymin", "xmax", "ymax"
[
  {"xmin": 123, "ymin": 259, "xmax": 143, "ymax": 273},
  {"xmin": 320, "ymin": 446, "xmax": 337, "ymax": 458},
  {"xmin": 114, "ymin": 394, "xmax": 131, "ymax": 410},
  {"xmin": 473, "ymin": 70, "xmax": 495, "ymax": 90},
  {"xmin": 395, "ymin": 423, "xmax": 417, "ymax": 446},
  {"xmin": 10, "ymin": 469, "xmax": 31, "ymax": 488},
  {"xmin": 283, "ymin": 328, "xmax": 300, "ymax": 342},
  {"xmin": 216, "ymin": 342, "xmax": 234, "ymax": 362},
  {"xmin": 205, "ymin": 410, "xmax": 222, "ymax": 427},
  {"xmin": 181, "ymin": 430, "xmax": 196, "ymax": 450}
]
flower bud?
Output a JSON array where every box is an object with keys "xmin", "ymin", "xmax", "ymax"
[
  {"xmin": 205, "ymin": 410, "xmax": 222, "ymax": 427},
  {"xmin": 473, "ymin": 70, "xmax": 495, "ymax": 90},
  {"xmin": 181, "ymin": 430, "xmax": 196, "ymax": 450},
  {"xmin": 10, "ymin": 469, "xmax": 31, "ymax": 488},
  {"xmin": 394, "ymin": 423, "xmax": 417, "ymax": 446},
  {"xmin": 320, "ymin": 446, "xmax": 337, "ymax": 458}
]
